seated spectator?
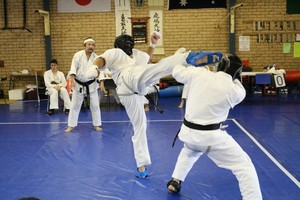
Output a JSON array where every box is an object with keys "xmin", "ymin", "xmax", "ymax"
[{"xmin": 44, "ymin": 59, "xmax": 71, "ymax": 115}]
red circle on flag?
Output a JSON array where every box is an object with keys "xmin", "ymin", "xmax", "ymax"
[{"xmin": 75, "ymin": 0, "xmax": 92, "ymax": 6}]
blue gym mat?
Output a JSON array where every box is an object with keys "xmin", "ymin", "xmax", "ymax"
[{"xmin": 0, "ymin": 95, "xmax": 299, "ymax": 200}]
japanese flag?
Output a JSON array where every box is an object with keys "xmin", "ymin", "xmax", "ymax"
[{"xmin": 57, "ymin": 0, "xmax": 111, "ymax": 13}]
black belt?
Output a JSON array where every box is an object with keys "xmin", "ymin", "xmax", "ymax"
[
  {"xmin": 145, "ymin": 94, "xmax": 163, "ymax": 114},
  {"xmin": 172, "ymin": 118, "xmax": 221, "ymax": 147},
  {"xmin": 183, "ymin": 118, "xmax": 221, "ymax": 131},
  {"xmin": 75, "ymin": 78, "xmax": 96, "ymax": 107},
  {"xmin": 75, "ymin": 78, "xmax": 95, "ymax": 94}
]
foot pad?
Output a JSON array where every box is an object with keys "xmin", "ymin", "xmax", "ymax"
[
  {"xmin": 186, "ymin": 51, "xmax": 222, "ymax": 67},
  {"xmin": 135, "ymin": 168, "xmax": 148, "ymax": 178}
]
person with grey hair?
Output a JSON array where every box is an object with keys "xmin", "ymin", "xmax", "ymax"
[{"xmin": 65, "ymin": 37, "xmax": 102, "ymax": 133}]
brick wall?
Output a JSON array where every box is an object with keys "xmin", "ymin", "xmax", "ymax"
[
  {"xmin": 235, "ymin": 0, "xmax": 300, "ymax": 71},
  {"xmin": 0, "ymin": 0, "xmax": 299, "ymax": 96}
]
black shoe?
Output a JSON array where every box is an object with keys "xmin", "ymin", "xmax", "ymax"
[
  {"xmin": 167, "ymin": 179, "xmax": 181, "ymax": 193},
  {"xmin": 64, "ymin": 109, "xmax": 70, "ymax": 115},
  {"xmin": 46, "ymin": 109, "xmax": 54, "ymax": 115}
]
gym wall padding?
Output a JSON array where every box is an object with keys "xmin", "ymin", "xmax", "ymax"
[
  {"xmin": 285, "ymin": 70, "xmax": 300, "ymax": 83},
  {"xmin": 159, "ymin": 85, "xmax": 183, "ymax": 97}
]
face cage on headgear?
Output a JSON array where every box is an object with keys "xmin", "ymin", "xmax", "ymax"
[
  {"xmin": 217, "ymin": 55, "xmax": 243, "ymax": 79},
  {"xmin": 114, "ymin": 35, "xmax": 135, "ymax": 56}
]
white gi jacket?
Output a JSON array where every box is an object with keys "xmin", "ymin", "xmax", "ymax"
[
  {"xmin": 171, "ymin": 65, "xmax": 262, "ymax": 200},
  {"xmin": 69, "ymin": 50, "xmax": 99, "ymax": 94},
  {"xmin": 44, "ymin": 70, "xmax": 67, "ymax": 89}
]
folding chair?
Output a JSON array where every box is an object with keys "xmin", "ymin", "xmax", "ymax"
[
  {"xmin": 103, "ymin": 78, "xmax": 117, "ymax": 109},
  {"xmin": 35, "ymin": 70, "xmax": 46, "ymax": 107},
  {"xmin": 0, "ymin": 76, "xmax": 7, "ymax": 104},
  {"xmin": 45, "ymin": 90, "xmax": 65, "ymax": 112}
]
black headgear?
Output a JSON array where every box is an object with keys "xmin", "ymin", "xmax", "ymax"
[
  {"xmin": 217, "ymin": 54, "xmax": 243, "ymax": 79},
  {"xmin": 114, "ymin": 34, "xmax": 134, "ymax": 56}
]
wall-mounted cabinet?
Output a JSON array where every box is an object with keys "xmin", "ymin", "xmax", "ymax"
[{"xmin": 130, "ymin": 17, "xmax": 149, "ymax": 44}]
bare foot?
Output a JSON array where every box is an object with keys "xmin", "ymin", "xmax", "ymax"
[
  {"xmin": 178, "ymin": 99, "xmax": 185, "ymax": 108},
  {"xmin": 144, "ymin": 104, "xmax": 150, "ymax": 112},
  {"xmin": 94, "ymin": 126, "xmax": 103, "ymax": 131},
  {"xmin": 138, "ymin": 166, "xmax": 146, "ymax": 172},
  {"xmin": 65, "ymin": 126, "xmax": 74, "ymax": 133}
]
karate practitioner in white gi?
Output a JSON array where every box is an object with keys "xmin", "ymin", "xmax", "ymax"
[
  {"xmin": 167, "ymin": 54, "xmax": 262, "ymax": 200},
  {"xmin": 44, "ymin": 59, "xmax": 71, "ymax": 115},
  {"xmin": 178, "ymin": 84, "xmax": 189, "ymax": 109},
  {"xmin": 65, "ymin": 37, "xmax": 102, "ymax": 133},
  {"xmin": 85, "ymin": 32, "xmax": 220, "ymax": 178}
]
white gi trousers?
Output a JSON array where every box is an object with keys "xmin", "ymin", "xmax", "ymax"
[
  {"xmin": 172, "ymin": 125, "xmax": 262, "ymax": 200},
  {"xmin": 68, "ymin": 85, "xmax": 101, "ymax": 127},
  {"xmin": 118, "ymin": 53, "xmax": 188, "ymax": 168},
  {"xmin": 47, "ymin": 87, "xmax": 71, "ymax": 110}
]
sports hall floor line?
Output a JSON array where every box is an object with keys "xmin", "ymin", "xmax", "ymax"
[
  {"xmin": 3, "ymin": 115, "xmax": 299, "ymax": 189},
  {"xmin": 232, "ymin": 118, "xmax": 300, "ymax": 188},
  {"xmin": 1, "ymin": 96, "xmax": 300, "ymax": 199},
  {"xmin": 0, "ymin": 119, "xmax": 185, "ymax": 125}
]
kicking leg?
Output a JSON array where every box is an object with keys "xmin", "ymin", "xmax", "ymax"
[{"xmin": 138, "ymin": 53, "xmax": 188, "ymax": 93}]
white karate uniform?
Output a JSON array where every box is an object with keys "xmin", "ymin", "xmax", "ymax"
[
  {"xmin": 93, "ymin": 48, "xmax": 188, "ymax": 167},
  {"xmin": 44, "ymin": 70, "xmax": 71, "ymax": 110},
  {"xmin": 68, "ymin": 50, "xmax": 101, "ymax": 128},
  {"xmin": 171, "ymin": 65, "xmax": 262, "ymax": 200},
  {"xmin": 181, "ymin": 84, "xmax": 189, "ymax": 99}
]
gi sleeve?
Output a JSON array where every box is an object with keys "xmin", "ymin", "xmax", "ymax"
[
  {"xmin": 69, "ymin": 52, "xmax": 80, "ymax": 76},
  {"xmin": 172, "ymin": 64, "xmax": 199, "ymax": 85},
  {"xmin": 231, "ymin": 79, "xmax": 246, "ymax": 107}
]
